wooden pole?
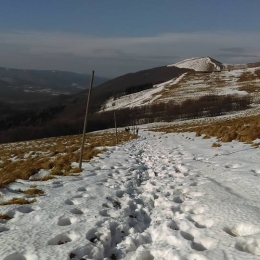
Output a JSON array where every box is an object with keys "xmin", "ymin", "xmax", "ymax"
[
  {"xmin": 79, "ymin": 70, "xmax": 95, "ymax": 170},
  {"xmin": 114, "ymin": 110, "xmax": 118, "ymax": 144}
]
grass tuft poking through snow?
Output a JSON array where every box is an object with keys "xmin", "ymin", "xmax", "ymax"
[
  {"xmin": 0, "ymin": 214, "xmax": 12, "ymax": 220},
  {"xmin": 0, "ymin": 198, "xmax": 36, "ymax": 205},
  {"xmin": 23, "ymin": 188, "xmax": 44, "ymax": 196}
]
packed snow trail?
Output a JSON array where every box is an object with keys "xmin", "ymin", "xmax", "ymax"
[{"xmin": 1, "ymin": 131, "xmax": 260, "ymax": 259}]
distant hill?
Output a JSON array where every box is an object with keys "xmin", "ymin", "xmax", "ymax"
[
  {"xmin": 1, "ymin": 57, "xmax": 260, "ymax": 144},
  {"xmin": 168, "ymin": 56, "xmax": 224, "ymax": 72},
  {"xmin": 0, "ymin": 67, "xmax": 108, "ymax": 102},
  {"xmin": 86, "ymin": 65, "xmax": 191, "ymax": 111}
]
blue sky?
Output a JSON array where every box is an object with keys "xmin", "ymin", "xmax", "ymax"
[{"xmin": 0, "ymin": 0, "xmax": 260, "ymax": 77}]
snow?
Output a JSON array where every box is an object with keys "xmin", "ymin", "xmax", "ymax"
[
  {"xmin": 1, "ymin": 129, "xmax": 260, "ymax": 259},
  {"xmin": 100, "ymin": 64, "xmax": 260, "ymax": 113},
  {"xmin": 102, "ymin": 74, "xmax": 186, "ymax": 112},
  {"xmin": 29, "ymin": 169, "xmax": 51, "ymax": 180},
  {"xmin": 168, "ymin": 57, "xmax": 223, "ymax": 72}
]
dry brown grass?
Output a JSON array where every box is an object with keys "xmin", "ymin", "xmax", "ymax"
[
  {"xmin": 0, "ymin": 214, "xmax": 12, "ymax": 220},
  {"xmin": 239, "ymin": 84, "xmax": 260, "ymax": 93},
  {"xmin": 153, "ymin": 71, "xmax": 236, "ymax": 105},
  {"xmin": 0, "ymin": 198, "xmax": 36, "ymax": 205},
  {"xmin": 238, "ymin": 72, "xmax": 255, "ymax": 82},
  {"xmin": 255, "ymin": 69, "xmax": 260, "ymax": 78},
  {"xmin": 0, "ymin": 131, "xmax": 137, "ymax": 187},
  {"xmin": 151, "ymin": 113, "xmax": 260, "ymax": 145},
  {"xmin": 212, "ymin": 142, "xmax": 222, "ymax": 147},
  {"xmin": 32, "ymin": 174, "xmax": 55, "ymax": 181},
  {"xmin": 23, "ymin": 188, "xmax": 44, "ymax": 196}
]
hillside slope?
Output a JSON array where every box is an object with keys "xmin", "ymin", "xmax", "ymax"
[
  {"xmin": 1, "ymin": 57, "xmax": 260, "ymax": 143},
  {"xmin": 88, "ymin": 65, "xmax": 191, "ymax": 111},
  {"xmin": 101, "ymin": 66, "xmax": 260, "ymax": 112}
]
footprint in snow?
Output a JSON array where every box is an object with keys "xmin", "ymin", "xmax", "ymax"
[
  {"xmin": 70, "ymin": 208, "xmax": 84, "ymax": 215},
  {"xmin": 77, "ymin": 187, "xmax": 87, "ymax": 192},
  {"xmin": 115, "ymin": 190, "xmax": 125, "ymax": 198},
  {"xmin": 57, "ymin": 216, "xmax": 77, "ymax": 226},
  {"xmin": 180, "ymin": 228, "xmax": 200, "ymax": 241},
  {"xmin": 0, "ymin": 227, "xmax": 9, "ymax": 233},
  {"xmin": 224, "ymin": 223, "xmax": 260, "ymax": 237},
  {"xmin": 251, "ymin": 169, "xmax": 260, "ymax": 176},
  {"xmin": 189, "ymin": 214, "xmax": 215, "ymax": 228},
  {"xmin": 72, "ymin": 194, "xmax": 83, "ymax": 199},
  {"xmin": 16, "ymin": 206, "xmax": 34, "ymax": 214},
  {"xmin": 65, "ymin": 198, "xmax": 82, "ymax": 205},
  {"xmin": 173, "ymin": 195, "xmax": 185, "ymax": 204},
  {"xmin": 191, "ymin": 237, "xmax": 217, "ymax": 251},
  {"xmin": 48, "ymin": 231, "xmax": 79, "ymax": 245},
  {"xmin": 52, "ymin": 181, "xmax": 63, "ymax": 188},
  {"xmin": 225, "ymin": 163, "xmax": 243, "ymax": 169},
  {"xmin": 3, "ymin": 253, "xmax": 26, "ymax": 260},
  {"xmin": 235, "ymin": 236, "xmax": 260, "ymax": 255}
]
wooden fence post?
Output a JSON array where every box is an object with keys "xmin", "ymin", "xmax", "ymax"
[
  {"xmin": 114, "ymin": 111, "xmax": 118, "ymax": 144},
  {"xmin": 79, "ymin": 70, "xmax": 95, "ymax": 170}
]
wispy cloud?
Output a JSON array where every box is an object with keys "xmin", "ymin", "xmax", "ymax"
[
  {"xmin": 220, "ymin": 47, "xmax": 245, "ymax": 53},
  {"xmin": 217, "ymin": 53, "xmax": 258, "ymax": 58},
  {"xmin": 217, "ymin": 46, "xmax": 259, "ymax": 62},
  {"xmin": 0, "ymin": 30, "xmax": 260, "ymax": 77}
]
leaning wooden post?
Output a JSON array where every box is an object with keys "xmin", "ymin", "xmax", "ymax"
[
  {"xmin": 79, "ymin": 70, "xmax": 95, "ymax": 170},
  {"xmin": 114, "ymin": 110, "xmax": 118, "ymax": 144}
]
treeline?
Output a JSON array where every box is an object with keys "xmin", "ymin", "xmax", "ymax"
[
  {"xmin": 125, "ymin": 83, "xmax": 154, "ymax": 95},
  {"xmin": 0, "ymin": 104, "xmax": 65, "ymax": 131},
  {"xmin": 88, "ymin": 94, "xmax": 251, "ymax": 128},
  {"xmin": 111, "ymin": 83, "xmax": 157, "ymax": 101},
  {"xmin": 0, "ymin": 94, "xmax": 251, "ymax": 143}
]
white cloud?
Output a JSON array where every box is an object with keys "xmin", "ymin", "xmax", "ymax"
[{"xmin": 0, "ymin": 30, "xmax": 260, "ymax": 77}]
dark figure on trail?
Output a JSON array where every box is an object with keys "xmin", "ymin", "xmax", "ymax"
[{"xmin": 136, "ymin": 128, "xmax": 139, "ymax": 135}]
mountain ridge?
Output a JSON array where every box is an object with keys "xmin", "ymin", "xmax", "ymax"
[
  {"xmin": 0, "ymin": 67, "xmax": 108, "ymax": 102},
  {"xmin": 1, "ymin": 56, "xmax": 260, "ymax": 143}
]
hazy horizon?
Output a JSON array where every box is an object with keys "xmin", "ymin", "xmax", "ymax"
[{"xmin": 1, "ymin": 0, "xmax": 260, "ymax": 78}]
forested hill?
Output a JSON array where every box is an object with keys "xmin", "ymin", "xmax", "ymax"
[{"xmin": 0, "ymin": 67, "xmax": 108, "ymax": 102}]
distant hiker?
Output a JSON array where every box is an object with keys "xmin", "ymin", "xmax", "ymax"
[{"xmin": 136, "ymin": 128, "xmax": 139, "ymax": 135}]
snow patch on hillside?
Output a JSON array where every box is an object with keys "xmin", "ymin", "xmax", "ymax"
[
  {"xmin": 168, "ymin": 57, "xmax": 224, "ymax": 72},
  {"xmin": 100, "ymin": 62, "xmax": 260, "ymax": 113},
  {"xmin": 102, "ymin": 74, "xmax": 187, "ymax": 112}
]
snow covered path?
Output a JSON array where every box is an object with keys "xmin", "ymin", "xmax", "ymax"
[{"xmin": 1, "ymin": 131, "xmax": 260, "ymax": 260}]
